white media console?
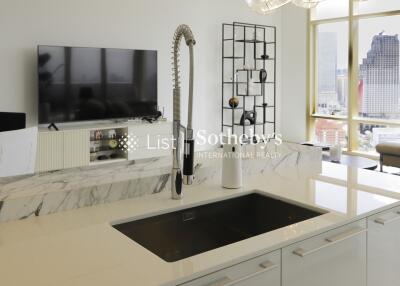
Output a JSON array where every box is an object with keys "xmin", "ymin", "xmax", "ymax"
[{"xmin": 35, "ymin": 120, "xmax": 172, "ymax": 172}]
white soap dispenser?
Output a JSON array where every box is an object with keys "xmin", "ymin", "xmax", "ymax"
[{"xmin": 222, "ymin": 136, "xmax": 242, "ymax": 189}]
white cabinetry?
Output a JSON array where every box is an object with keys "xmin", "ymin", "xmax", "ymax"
[
  {"xmin": 176, "ymin": 206, "xmax": 400, "ymax": 286},
  {"xmin": 282, "ymin": 220, "xmax": 367, "ymax": 286},
  {"xmin": 36, "ymin": 131, "xmax": 64, "ymax": 172},
  {"xmin": 367, "ymin": 206, "xmax": 400, "ymax": 286},
  {"xmin": 127, "ymin": 122, "xmax": 171, "ymax": 160},
  {"xmin": 63, "ymin": 129, "xmax": 90, "ymax": 169},
  {"xmin": 180, "ymin": 250, "xmax": 281, "ymax": 286},
  {"xmin": 36, "ymin": 130, "xmax": 89, "ymax": 172},
  {"xmin": 36, "ymin": 121, "xmax": 171, "ymax": 172}
]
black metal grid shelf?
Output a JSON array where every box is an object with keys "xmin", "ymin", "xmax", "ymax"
[
  {"xmin": 224, "ymin": 39, "xmax": 275, "ymax": 44},
  {"xmin": 223, "ymin": 56, "xmax": 245, "ymax": 59},
  {"xmin": 235, "ymin": 39, "xmax": 264, "ymax": 44},
  {"xmin": 223, "ymin": 81, "xmax": 274, "ymax": 84},
  {"xmin": 237, "ymin": 94, "xmax": 263, "ymax": 97},
  {"xmin": 223, "ymin": 106, "xmax": 244, "ymax": 110},
  {"xmin": 236, "ymin": 69, "xmax": 263, "ymax": 72},
  {"xmin": 234, "ymin": 122, "xmax": 264, "ymax": 126},
  {"xmin": 255, "ymin": 105, "xmax": 275, "ymax": 108},
  {"xmin": 222, "ymin": 22, "xmax": 276, "ymax": 140}
]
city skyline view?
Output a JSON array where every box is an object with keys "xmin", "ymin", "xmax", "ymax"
[
  {"xmin": 316, "ymin": 18, "xmax": 400, "ymax": 150},
  {"xmin": 318, "ymin": 31, "xmax": 400, "ymax": 118}
]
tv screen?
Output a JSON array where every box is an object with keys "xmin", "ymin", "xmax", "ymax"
[{"xmin": 38, "ymin": 46, "xmax": 157, "ymax": 124}]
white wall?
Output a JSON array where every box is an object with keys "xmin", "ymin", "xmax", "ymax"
[
  {"xmin": 0, "ymin": 0, "xmax": 283, "ymax": 149},
  {"xmin": 281, "ymin": 4, "xmax": 308, "ymax": 143}
]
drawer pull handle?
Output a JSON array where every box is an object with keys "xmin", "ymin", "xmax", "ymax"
[
  {"xmin": 292, "ymin": 227, "xmax": 366, "ymax": 258},
  {"xmin": 204, "ymin": 261, "xmax": 277, "ymax": 286},
  {"xmin": 204, "ymin": 277, "xmax": 232, "ymax": 286},
  {"xmin": 375, "ymin": 211, "xmax": 400, "ymax": 226}
]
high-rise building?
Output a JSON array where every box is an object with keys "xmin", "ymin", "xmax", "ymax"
[
  {"xmin": 318, "ymin": 32, "xmax": 338, "ymax": 113},
  {"xmin": 359, "ymin": 32, "xmax": 399, "ymax": 119},
  {"xmin": 318, "ymin": 32, "xmax": 337, "ymax": 93},
  {"xmin": 337, "ymin": 69, "xmax": 348, "ymax": 110}
]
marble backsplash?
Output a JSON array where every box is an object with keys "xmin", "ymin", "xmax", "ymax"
[{"xmin": 0, "ymin": 143, "xmax": 321, "ymax": 222}]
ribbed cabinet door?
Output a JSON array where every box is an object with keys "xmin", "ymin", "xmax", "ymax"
[
  {"xmin": 36, "ymin": 131, "xmax": 64, "ymax": 172},
  {"xmin": 63, "ymin": 130, "xmax": 89, "ymax": 169}
]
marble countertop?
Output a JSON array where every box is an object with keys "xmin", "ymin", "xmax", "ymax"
[
  {"xmin": 0, "ymin": 156, "xmax": 400, "ymax": 286},
  {"xmin": 0, "ymin": 142, "xmax": 300, "ymax": 201},
  {"xmin": 0, "ymin": 142, "xmax": 319, "ymax": 222},
  {"xmin": 0, "ymin": 156, "xmax": 171, "ymax": 201}
]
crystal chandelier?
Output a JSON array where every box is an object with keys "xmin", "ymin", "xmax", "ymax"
[{"xmin": 245, "ymin": 0, "xmax": 292, "ymax": 14}]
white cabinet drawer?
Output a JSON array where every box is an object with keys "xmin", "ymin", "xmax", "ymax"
[
  {"xmin": 180, "ymin": 250, "xmax": 281, "ymax": 286},
  {"xmin": 367, "ymin": 205, "xmax": 400, "ymax": 286},
  {"xmin": 282, "ymin": 220, "xmax": 367, "ymax": 286}
]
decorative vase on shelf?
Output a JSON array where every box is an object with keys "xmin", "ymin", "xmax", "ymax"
[
  {"xmin": 239, "ymin": 111, "xmax": 257, "ymax": 126},
  {"xmin": 229, "ymin": 97, "xmax": 240, "ymax": 108},
  {"xmin": 108, "ymin": 139, "xmax": 118, "ymax": 149},
  {"xmin": 259, "ymin": 69, "xmax": 267, "ymax": 83}
]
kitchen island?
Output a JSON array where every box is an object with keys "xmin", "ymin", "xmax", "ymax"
[{"xmin": 0, "ymin": 146, "xmax": 399, "ymax": 286}]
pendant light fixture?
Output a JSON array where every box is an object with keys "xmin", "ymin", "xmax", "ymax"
[
  {"xmin": 245, "ymin": 0, "xmax": 291, "ymax": 14},
  {"xmin": 291, "ymin": 0, "xmax": 325, "ymax": 9},
  {"xmin": 245, "ymin": 0, "xmax": 368, "ymax": 14}
]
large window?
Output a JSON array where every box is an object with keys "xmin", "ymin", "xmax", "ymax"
[{"xmin": 309, "ymin": 0, "xmax": 400, "ymax": 156}]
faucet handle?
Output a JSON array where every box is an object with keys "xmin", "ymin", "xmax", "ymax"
[
  {"xmin": 183, "ymin": 137, "xmax": 195, "ymax": 185},
  {"xmin": 171, "ymin": 169, "xmax": 183, "ymax": 199}
]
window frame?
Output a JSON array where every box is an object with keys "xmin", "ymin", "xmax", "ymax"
[{"xmin": 307, "ymin": 0, "xmax": 400, "ymax": 158}]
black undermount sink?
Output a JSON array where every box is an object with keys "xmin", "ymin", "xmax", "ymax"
[{"xmin": 112, "ymin": 192, "xmax": 325, "ymax": 262}]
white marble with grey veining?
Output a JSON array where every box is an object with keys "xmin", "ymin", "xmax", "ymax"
[{"xmin": 0, "ymin": 142, "xmax": 320, "ymax": 222}]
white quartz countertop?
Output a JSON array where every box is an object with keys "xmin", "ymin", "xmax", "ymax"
[{"xmin": 0, "ymin": 160, "xmax": 400, "ymax": 286}]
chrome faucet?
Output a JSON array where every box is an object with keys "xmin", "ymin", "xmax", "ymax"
[{"xmin": 171, "ymin": 24, "xmax": 196, "ymax": 200}]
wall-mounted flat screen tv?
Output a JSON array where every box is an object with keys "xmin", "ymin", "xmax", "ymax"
[{"xmin": 38, "ymin": 46, "xmax": 157, "ymax": 124}]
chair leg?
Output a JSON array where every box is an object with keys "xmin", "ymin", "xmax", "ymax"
[{"xmin": 380, "ymin": 154, "xmax": 384, "ymax": 172}]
